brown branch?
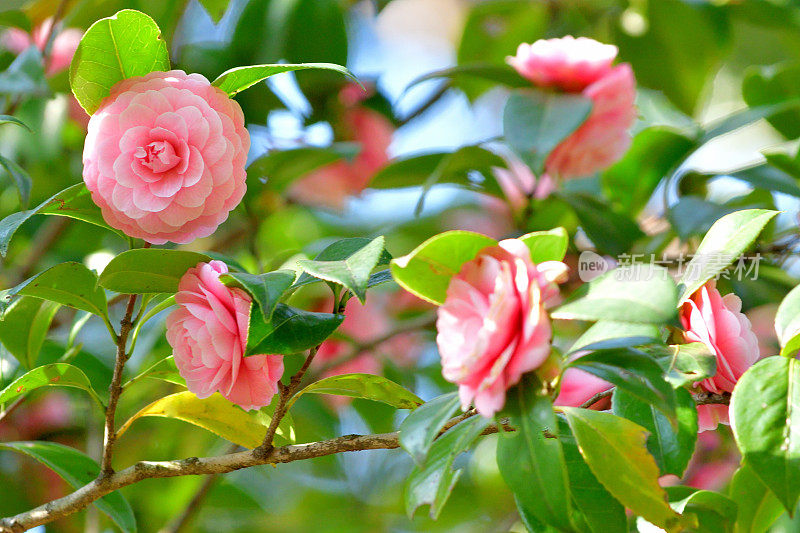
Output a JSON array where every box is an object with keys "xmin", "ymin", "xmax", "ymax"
[
  {"xmin": 578, "ymin": 388, "xmax": 614, "ymax": 410},
  {"xmin": 0, "ymin": 425, "xmax": 502, "ymax": 532},
  {"xmin": 691, "ymin": 391, "xmax": 730, "ymax": 406},
  {"xmin": 99, "ymin": 292, "xmax": 139, "ymax": 474}
]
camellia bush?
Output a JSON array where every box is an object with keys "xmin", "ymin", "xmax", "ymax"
[{"xmin": 1, "ymin": 1, "xmax": 800, "ymax": 532}]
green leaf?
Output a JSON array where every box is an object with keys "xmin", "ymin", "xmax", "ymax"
[
  {"xmin": 569, "ymin": 348, "xmax": 677, "ymax": 420},
  {"xmin": 732, "ymin": 162, "xmax": 800, "ymax": 198},
  {"xmin": 402, "ymin": 63, "xmax": 529, "ymax": 96},
  {"xmin": 614, "ymin": 0, "xmax": 729, "ymax": 115},
  {"xmin": 117, "ymin": 391, "xmax": 294, "ymax": 448},
  {"xmin": 612, "ymin": 388, "xmax": 698, "ymax": 476},
  {"xmin": 98, "ymin": 249, "xmax": 211, "ymax": 294},
  {"xmin": 390, "ymin": 231, "xmax": 497, "ymax": 305},
  {"xmin": 775, "ymin": 284, "xmax": 800, "ymax": 357},
  {"xmin": 0, "ymin": 10, "xmax": 31, "ymax": 32},
  {"xmin": 70, "ymin": 9, "xmax": 171, "ymax": 114},
  {"xmin": 497, "ymin": 378, "xmax": 574, "ymax": 531},
  {"xmin": 211, "ymin": 63, "xmax": 357, "ymax": 97},
  {"xmin": 399, "ymin": 392, "xmax": 461, "ymax": 466},
  {"xmin": 677, "ymin": 209, "xmax": 778, "ymax": 303},
  {"xmin": 0, "ymin": 155, "xmax": 31, "ymax": 208},
  {"xmin": 0, "ymin": 296, "xmax": 60, "ymax": 368},
  {"xmin": 124, "ymin": 355, "xmax": 185, "ymax": 389},
  {"xmin": 0, "ymin": 363, "xmax": 104, "ymax": 407},
  {"xmin": 294, "ymin": 237, "xmax": 393, "ymax": 290},
  {"xmin": 0, "ymin": 46, "xmax": 47, "ymax": 97},
  {"xmin": 602, "ymin": 127, "xmax": 697, "ymax": 214},
  {"xmin": 561, "ymin": 407, "xmax": 690, "ymax": 531},
  {"xmin": 247, "ymin": 147, "xmax": 344, "ymax": 192},
  {"xmin": 702, "ymin": 101, "xmax": 800, "ymax": 142},
  {"xmin": 220, "ymin": 270, "xmax": 296, "ymax": 320},
  {"xmin": 0, "ymin": 114, "xmax": 31, "ymax": 131},
  {"xmin": 198, "ymin": 0, "xmax": 230, "ymax": 22},
  {"xmin": 0, "ymin": 182, "xmax": 123, "ymax": 257},
  {"xmin": 557, "ymin": 417, "xmax": 627, "ymax": 533},
  {"xmin": 503, "ymin": 89, "xmax": 593, "ymax": 176},
  {"xmin": 297, "ymin": 236, "xmax": 387, "ymax": 303},
  {"xmin": 1, "ymin": 262, "xmax": 108, "ymax": 319},
  {"xmin": 552, "ymin": 265, "xmax": 678, "ymax": 324},
  {"xmin": 0, "ymin": 441, "xmax": 135, "ymax": 532},
  {"xmin": 560, "ymin": 192, "xmax": 645, "ymax": 256},
  {"xmin": 648, "ymin": 342, "xmax": 717, "ymax": 389},
  {"xmin": 288, "ymin": 373, "xmax": 422, "ymax": 411},
  {"xmin": 405, "ymin": 415, "xmax": 489, "ymax": 519},
  {"xmin": 667, "ymin": 487, "xmax": 738, "ymax": 533},
  {"xmin": 729, "ymin": 465, "xmax": 784, "ymax": 533},
  {"xmin": 246, "ymin": 303, "xmax": 343, "ymax": 355},
  {"xmin": 731, "ymin": 356, "xmax": 800, "ymax": 512},
  {"xmin": 569, "ymin": 320, "xmax": 660, "ymax": 354},
  {"xmin": 742, "ymin": 63, "xmax": 800, "ymax": 139},
  {"xmin": 518, "ymin": 227, "xmax": 568, "ymax": 263},
  {"xmin": 369, "ymin": 146, "xmax": 506, "ymax": 209}
]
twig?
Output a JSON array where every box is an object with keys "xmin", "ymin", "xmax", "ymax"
[
  {"xmin": 397, "ymin": 84, "xmax": 450, "ymax": 128},
  {"xmin": 691, "ymin": 391, "xmax": 730, "ymax": 406},
  {"xmin": 99, "ymin": 292, "xmax": 139, "ymax": 475},
  {"xmin": 158, "ymin": 443, "xmax": 240, "ymax": 533},
  {"xmin": 578, "ymin": 388, "xmax": 614, "ymax": 409}
]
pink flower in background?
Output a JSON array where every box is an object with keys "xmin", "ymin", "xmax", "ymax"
[
  {"xmin": 83, "ymin": 70, "xmax": 249, "ymax": 244},
  {"xmin": 437, "ymin": 239, "xmax": 568, "ymax": 417},
  {"xmin": 554, "ymin": 367, "xmax": 612, "ymax": 409},
  {"xmin": 167, "ymin": 261, "xmax": 283, "ymax": 411},
  {"xmin": 2, "ymin": 18, "xmax": 81, "ymax": 75},
  {"xmin": 680, "ymin": 281, "xmax": 760, "ymax": 432},
  {"xmin": 492, "ymin": 154, "xmax": 555, "ymax": 213},
  {"xmin": 508, "ymin": 36, "xmax": 636, "ymax": 179},
  {"xmin": 290, "ymin": 85, "xmax": 394, "ymax": 209}
]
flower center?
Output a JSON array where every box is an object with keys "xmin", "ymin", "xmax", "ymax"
[{"xmin": 134, "ymin": 141, "xmax": 181, "ymax": 173}]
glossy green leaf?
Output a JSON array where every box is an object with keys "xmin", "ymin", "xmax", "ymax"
[
  {"xmin": 678, "ymin": 209, "xmax": 778, "ymax": 303},
  {"xmin": 742, "ymin": 62, "xmax": 800, "ymax": 139},
  {"xmin": 612, "ymin": 388, "xmax": 698, "ymax": 476},
  {"xmin": 0, "ymin": 296, "xmax": 60, "ymax": 368},
  {"xmin": 402, "ymin": 63, "xmax": 529, "ymax": 96},
  {"xmin": 98, "ymin": 249, "xmax": 211, "ymax": 294},
  {"xmin": 561, "ymin": 407, "xmax": 690, "ymax": 531},
  {"xmin": 702, "ymin": 101, "xmax": 800, "ymax": 142},
  {"xmin": 70, "ymin": 9, "xmax": 170, "ymax": 114},
  {"xmin": 552, "ymin": 265, "xmax": 678, "ymax": 324},
  {"xmin": 399, "ymin": 392, "xmax": 461, "ymax": 466},
  {"xmin": 569, "ymin": 320, "xmax": 660, "ymax": 354},
  {"xmin": 0, "ymin": 154, "xmax": 31, "ymax": 207},
  {"xmin": 294, "ymin": 237, "xmax": 393, "ymax": 289},
  {"xmin": 117, "ymin": 391, "xmax": 294, "ymax": 448},
  {"xmin": 503, "ymin": 89, "xmax": 592, "ymax": 176},
  {"xmin": 775, "ymin": 284, "xmax": 800, "ymax": 357},
  {"xmin": 297, "ymin": 236, "xmax": 387, "ymax": 303},
  {"xmin": 0, "ymin": 114, "xmax": 30, "ymax": 131},
  {"xmin": 0, "ymin": 182, "xmax": 123, "ymax": 257},
  {"xmin": 648, "ymin": 342, "xmax": 717, "ymax": 388},
  {"xmin": 124, "ymin": 356, "xmax": 185, "ymax": 389},
  {"xmin": 731, "ymin": 356, "xmax": 800, "ymax": 512},
  {"xmin": 667, "ymin": 487, "xmax": 738, "ymax": 533},
  {"xmin": 221, "ymin": 270, "xmax": 296, "ymax": 320},
  {"xmin": 732, "ymin": 162, "xmax": 800, "ymax": 198},
  {"xmin": 0, "ymin": 441, "xmax": 136, "ymax": 532},
  {"xmin": 212, "ymin": 63, "xmax": 356, "ymax": 96},
  {"xmin": 729, "ymin": 465, "xmax": 784, "ymax": 533},
  {"xmin": 569, "ymin": 348, "xmax": 677, "ymax": 419},
  {"xmin": 405, "ymin": 415, "xmax": 488, "ymax": 519},
  {"xmin": 518, "ymin": 227, "xmax": 568, "ymax": 263},
  {"xmin": 0, "ymin": 10, "xmax": 30, "ymax": 32},
  {"xmin": 289, "ymin": 373, "xmax": 422, "ymax": 411},
  {"xmin": 0, "ymin": 46, "xmax": 47, "ymax": 97},
  {"xmin": 557, "ymin": 417, "xmax": 627, "ymax": 533},
  {"xmin": 497, "ymin": 378, "xmax": 574, "ymax": 531},
  {"xmin": 561, "ymin": 192, "xmax": 645, "ymax": 256},
  {"xmin": 390, "ymin": 231, "xmax": 497, "ymax": 305},
  {"xmin": 1, "ymin": 262, "xmax": 108, "ymax": 319},
  {"xmin": 198, "ymin": 0, "xmax": 230, "ymax": 22},
  {"xmin": 0, "ymin": 363, "xmax": 104, "ymax": 407},
  {"xmin": 246, "ymin": 303, "xmax": 343, "ymax": 355},
  {"xmin": 247, "ymin": 147, "xmax": 343, "ymax": 192}
]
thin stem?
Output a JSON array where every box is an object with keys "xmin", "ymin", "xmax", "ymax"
[
  {"xmin": 578, "ymin": 388, "xmax": 614, "ymax": 409},
  {"xmin": 397, "ymin": 83, "xmax": 450, "ymax": 127}
]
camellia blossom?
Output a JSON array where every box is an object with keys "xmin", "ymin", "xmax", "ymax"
[
  {"xmin": 2, "ymin": 18, "xmax": 81, "ymax": 75},
  {"xmin": 680, "ymin": 281, "xmax": 760, "ymax": 432},
  {"xmin": 436, "ymin": 239, "xmax": 568, "ymax": 417},
  {"xmin": 492, "ymin": 154, "xmax": 555, "ymax": 213},
  {"xmin": 83, "ymin": 70, "xmax": 249, "ymax": 244},
  {"xmin": 508, "ymin": 36, "xmax": 636, "ymax": 179},
  {"xmin": 166, "ymin": 261, "xmax": 283, "ymax": 411}
]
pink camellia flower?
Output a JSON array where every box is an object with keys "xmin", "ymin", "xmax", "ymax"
[
  {"xmin": 2, "ymin": 18, "xmax": 81, "ymax": 75},
  {"xmin": 554, "ymin": 367, "xmax": 612, "ymax": 409},
  {"xmin": 436, "ymin": 239, "xmax": 568, "ymax": 417},
  {"xmin": 289, "ymin": 85, "xmax": 393, "ymax": 209},
  {"xmin": 680, "ymin": 281, "xmax": 760, "ymax": 432},
  {"xmin": 166, "ymin": 261, "xmax": 283, "ymax": 411},
  {"xmin": 492, "ymin": 154, "xmax": 555, "ymax": 213},
  {"xmin": 507, "ymin": 36, "xmax": 636, "ymax": 179},
  {"xmin": 83, "ymin": 70, "xmax": 249, "ymax": 244}
]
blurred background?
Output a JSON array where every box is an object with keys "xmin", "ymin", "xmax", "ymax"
[{"xmin": 2, "ymin": 0, "xmax": 800, "ymax": 531}]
